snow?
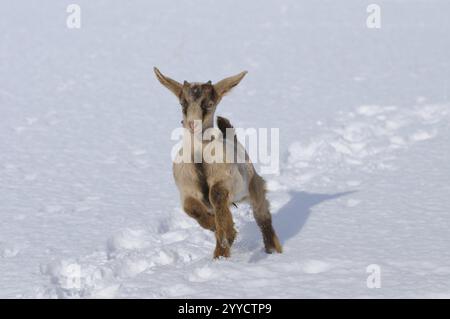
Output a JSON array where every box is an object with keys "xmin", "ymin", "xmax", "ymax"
[{"xmin": 1, "ymin": 0, "xmax": 450, "ymax": 298}]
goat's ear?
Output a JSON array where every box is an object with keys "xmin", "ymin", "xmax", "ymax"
[
  {"xmin": 153, "ymin": 67, "xmax": 183, "ymax": 97},
  {"xmin": 214, "ymin": 71, "xmax": 247, "ymax": 97}
]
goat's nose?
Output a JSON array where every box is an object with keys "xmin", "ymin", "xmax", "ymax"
[{"xmin": 188, "ymin": 120, "xmax": 196, "ymax": 131}]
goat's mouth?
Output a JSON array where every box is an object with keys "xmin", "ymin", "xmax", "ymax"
[
  {"xmin": 190, "ymin": 127, "xmax": 202, "ymax": 134},
  {"xmin": 181, "ymin": 120, "xmax": 202, "ymax": 134}
]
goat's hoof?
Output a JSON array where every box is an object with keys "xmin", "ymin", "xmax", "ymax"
[
  {"xmin": 265, "ymin": 245, "xmax": 283, "ymax": 254},
  {"xmin": 216, "ymin": 230, "xmax": 230, "ymax": 249},
  {"xmin": 216, "ymin": 227, "xmax": 237, "ymax": 248},
  {"xmin": 213, "ymin": 245, "xmax": 230, "ymax": 259},
  {"xmin": 264, "ymin": 235, "xmax": 283, "ymax": 254}
]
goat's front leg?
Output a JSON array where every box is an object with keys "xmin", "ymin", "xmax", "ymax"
[
  {"xmin": 183, "ymin": 197, "xmax": 215, "ymax": 231},
  {"xmin": 209, "ymin": 182, "xmax": 237, "ymax": 258}
]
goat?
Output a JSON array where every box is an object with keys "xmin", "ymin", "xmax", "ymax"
[{"xmin": 154, "ymin": 67, "xmax": 282, "ymax": 258}]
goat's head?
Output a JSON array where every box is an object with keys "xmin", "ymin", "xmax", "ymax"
[{"xmin": 154, "ymin": 67, "xmax": 247, "ymax": 133}]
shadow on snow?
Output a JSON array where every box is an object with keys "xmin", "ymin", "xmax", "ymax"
[{"xmin": 237, "ymin": 190, "xmax": 356, "ymax": 263}]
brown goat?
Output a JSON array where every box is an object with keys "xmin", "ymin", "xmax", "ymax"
[{"xmin": 154, "ymin": 67, "xmax": 282, "ymax": 258}]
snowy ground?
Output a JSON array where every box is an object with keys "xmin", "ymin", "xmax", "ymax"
[{"xmin": 1, "ymin": 0, "xmax": 449, "ymax": 298}]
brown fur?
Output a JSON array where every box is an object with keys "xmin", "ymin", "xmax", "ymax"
[
  {"xmin": 248, "ymin": 174, "xmax": 283, "ymax": 253},
  {"xmin": 183, "ymin": 197, "xmax": 215, "ymax": 231},
  {"xmin": 210, "ymin": 182, "xmax": 237, "ymax": 256},
  {"xmin": 154, "ymin": 67, "xmax": 282, "ymax": 258},
  {"xmin": 194, "ymin": 163, "xmax": 210, "ymax": 207}
]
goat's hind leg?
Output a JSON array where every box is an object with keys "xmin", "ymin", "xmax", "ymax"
[{"xmin": 249, "ymin": 174, "xmax": 282, "ymax": 254}]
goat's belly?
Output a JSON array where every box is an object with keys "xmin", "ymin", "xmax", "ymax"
[
  {"xmin": 233, "ymin": 188, "xmax": 248, "ymax": 203},
  {"xmin": 231, "ymin": 166, "xmax": 250, "ymax": 203}
]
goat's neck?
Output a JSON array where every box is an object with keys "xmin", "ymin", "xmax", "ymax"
[{"xmin": 182, "ymin": 128, "xmax": 221, "ymax": 164}]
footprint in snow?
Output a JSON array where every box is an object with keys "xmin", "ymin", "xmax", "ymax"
[{"xmin": 301, "ymin": 260, "xmax": 332, "ymax": 274}]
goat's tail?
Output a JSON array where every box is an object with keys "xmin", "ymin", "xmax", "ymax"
[
  {"xmin": 216, "ymin": 116, "xmax": 236, "ymax": 141},
  {"xmin": 216, "ymin": 116, "xmax": 251, "ymax": 164}
]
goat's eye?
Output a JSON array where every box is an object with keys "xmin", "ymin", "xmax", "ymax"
[{"xmin": 181, "ymin": 99, "xmax": 188, "ymax": 113}]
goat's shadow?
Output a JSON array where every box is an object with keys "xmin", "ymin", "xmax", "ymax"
[{"xmin": 237, "ymin": 190, "xmax": 356, "ymax": 263}]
